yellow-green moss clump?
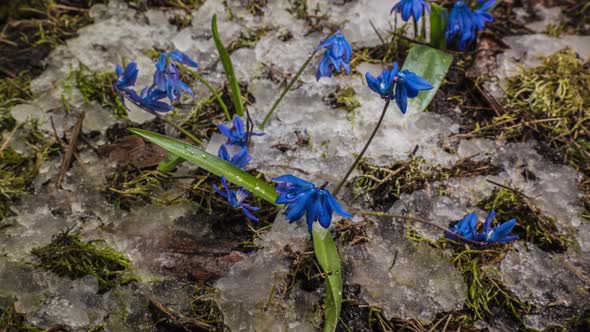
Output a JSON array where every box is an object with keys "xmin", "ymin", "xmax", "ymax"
[
  {"xmin": 504, "ymin": 49, "xmax": 590, "ymax": 174},
  {"xmin": 32, "ymin": 229, "xmax": 137, "ymax": 293},
  {"xmin": 65, "ymin": 64, "xmax": 128, "ymax": 118}
]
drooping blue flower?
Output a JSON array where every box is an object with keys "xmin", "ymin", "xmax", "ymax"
[
  {"xmin": 445, "ymin": 1, "xmax": 481, "ymax": 51},
  {"xmin": 446, "ymin": 212, "xmax": 478, "ymax": 241},
  {"xmin": 218, "ymin": 144, "xmax": 251, "ymax": 169},
  {"xmin": 390, "ymin": 0, "xmax": 430, "ymax": 22},
  {"xmin": 478, "ymin": 210, "xmax": 519, "ymax": 243},
  {"xmin": 366, "ymin": 62, "xmax": 398, "ymax": 99},
  {"xmin": 473, "ymin": 0, "xmax": 495, "ymax": 30},
  {"xmin": 315, "ymin": 32, "xmax": 352, "ymax": 81},
  {"xmin": 272, "ymin": 175, "xmax": 353, "ymax": 231},
  {"xmin": 115, "ymin": 62, "xmax": 138, "ymax": 90},
  {"xmin": 446, "ymin": 210, "xmax": 518, "ymax": 245},
  {"xmin": 366, "ymin": 62, "xmax": 433, "ymax": 113},
  {"xmin": 217, "ymin": 116, "xmax": 264, "ymax": 148},
  {"xmin": 154, "ymin": 50, "xmax": 198, "ymax": 103},
  {"xmin": 214, "ymin": 176, "xmax": 259, "ymax": 221},
  {"xmin": 138, "ymin": 85, "xmax": 174, "ymax": 113}
]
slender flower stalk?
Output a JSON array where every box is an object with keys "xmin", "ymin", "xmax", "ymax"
[
  {"xmin": 350, "ymin": 209, "xmax": 489, "ymax": 246},
  {"xmin": 260, "ymin": 49, "xmax": 318, "ymax": 129},
  {"xmin": 333, "ymin": 89, "xmax": 394, "ymax": 196},
  {"xmin": 188, "ymin": 68, "xmax": 231, "ymax": 121}
]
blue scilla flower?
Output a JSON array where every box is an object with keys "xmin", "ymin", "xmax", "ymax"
[
  {"xmin": 214, "ymin": 176, "xmax": 260, "ymax": 221},
  {"xmin": 154, "ymin": 50, "xmax": 198, "ymax": 103},
  {"xmin": 218, "ymin": 144, "xmax": 251, "ymax": 169},
  {"xmin": 473, "ymin": 0, "xmax": 495, "ymax": 30},
  {"xmin": 138, "ymin": 85, "xmax": 174, "ymax": 113},
  {"xmin": 115, "ymin": 62, "xmax": 138, "ymax": 90},
  {"xmin": 272, "ymin": 175, "xmax": 353, "ymax": 231},
  {"xmin": 217, "ymin": 116, "xmax": 264, "ymax": 148},
  {"xmin": 315, "ymin": 32, "xmax": 352, "ymax": 81},
  {"xmin": 478, "ymin": 210, "xmax": 519, "ymax": 243},
  {"xmin": 390, "ymin": 0, "xmax": 430, "ymax": 22},
  {"xmin": 446, "ymin": 210, "xmax": 518, "ymax": 245},
  {"xmin": 366, "ymin": 62, "xmax": 433, "ymax": 113},
  {"xmin": 445, "ymin": 1, "xmax": 478, "ymax": 51}
]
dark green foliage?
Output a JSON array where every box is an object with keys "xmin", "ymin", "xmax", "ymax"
[{"xmin": 32, "ymin": 229, "xmax": 137, "ymax": 293}]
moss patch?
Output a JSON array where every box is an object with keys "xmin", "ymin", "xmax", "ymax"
[
  {"xmin": 65, "ymin": 64, "xmax": 128, "ymax": 118},
  {"xmin": 324, "ymin": 86, "xmax": 360, "ymax": 122},
  {"xmin": 106, "ymin": 166, "xmax": 177, "ymax": 210},
  {"xmin": 477, "ymin": 188, "xmax": 569, "ymax": 252},
  {"xmin": 0, "ymin": 305, "xmax": 41, "ymax": 332},
  {"xmin": 32, "ymin": 229, "xmax": 137, "ymax": 293}
]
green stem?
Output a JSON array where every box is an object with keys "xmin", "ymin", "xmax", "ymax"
[
  {"xmin": 350, "ymin": 209, "xmax": 488, "ymax": 246},
  {"xmin": 333, "ymin": 93, "xmax": 394, "ymax": 196},
  {"xmin": 260, "ymin": 49, "xmax": 318, "ymax": 129},
  {"xmin": 421, "ymin": 10, "xmax": 426, "ymax": 40},
  {"xmin": 190, "ymin": 69, "xmax": 231, "ymax": 121}
]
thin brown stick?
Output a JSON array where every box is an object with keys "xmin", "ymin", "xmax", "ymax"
[{"xmin": 56, "ymin": 111, "xmax": 85, "ymax": 189}]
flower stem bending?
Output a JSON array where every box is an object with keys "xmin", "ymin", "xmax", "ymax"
[
  {"xmin": 189, "ymin": 69, "xmax": 231, "ymax": 121},
  {"xmin": 332, "ymin": 91, "xmax": 394, "ymax": 196},
  {"xmin": 350, "ymin": 209, "xmax": 488, "ymax": 246},
  {"xmin": 260, "ymin": 50, "xmax": 318, "ymax": 129}
]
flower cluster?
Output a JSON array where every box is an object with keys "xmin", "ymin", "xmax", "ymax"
[
  {"xmin": 114, "ymin": 49, "xmax": 198, "ymax": 114},
  {"xmin": 391, "ymin": 0, "xmax": 430, "ymax": 23},
  {"xmin": 446, "ymin": 210, "xmax": 518, "ymax": 244},
  {"xmin": 273, "ymin": 175, "xmax": 353, "ymax": 232},
  {"xmin": 316, "ymin": 32, "xmax": 353, "ymax": 81},
  {"xmin": 445, "ymin": 0, "xmax": 495, "ymax": 51},
  {"xmin": 366, "ymin": 62, "xmax": 433, "ymax": 113},
  {"xmin": 215, "ymin": 116, "xmax": 264, "ymax": 221}
]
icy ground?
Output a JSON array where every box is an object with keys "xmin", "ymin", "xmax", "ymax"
[{"xmin": 1, "ymin": 0, "xmax": 589, "ymax": 331}]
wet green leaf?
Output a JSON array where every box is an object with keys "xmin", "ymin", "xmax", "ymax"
[
  {"xmin": 429, "ymin": 3, "xmax": 448, "ymax": 50},
  {"xmin": 312, "ymin": 224, "xmax": 342, "ymax": 332},
  {"xmin": 129, "ymin": 128, "xmax": 278, "ymax": 204},
  {"xmin": 402, "ymin": 45, "xmax": 453, "ymax": 113}
]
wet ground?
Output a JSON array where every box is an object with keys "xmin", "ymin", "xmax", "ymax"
[{"xmin": 0, "ymin": 0, "xmax": 589, "ymax": 331}]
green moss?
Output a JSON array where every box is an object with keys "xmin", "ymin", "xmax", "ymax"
[
  {"xmin": 325, "ymin": 86, "xmax": 360, "ymax": 122},
  {"xmin": 0, "ymin": 121, "xmax": 56, "ymax": 221},
  {"xmin": 31, "ymin": 229, "xmax": 138, "ymax": 293},
  {"xmin": 247, "ymin": 0, "xmax": 268, "ymax": 16},
  {"xmin": 65, "ymin": 64, "xmax": 128, "ymax": 118},
  {"xmin": 353, "ymin": 156, "xmax": 500, "ymax": 209},
  {"xmin": 227, "ymin": 26, "xmax": 273, "ymax": 53},
  {"xmin": 477, "ymin": 188, "xmax": 569, "ymax": 252},
  {"xmin": 0, "ymin": 305, "xmax": 41, "ymax": 332},
  {"xmin": 487, "ymin": 49, "xmax": 590, "ymax": 176}
]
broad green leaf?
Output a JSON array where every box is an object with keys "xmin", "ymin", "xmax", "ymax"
[
  {"xmin": 402, "ymin": 45, "xmax": 453, "ymax": 113},
  {"xmin": 129, "ymin": 128, "xmax": 278, "ymax": 205},
  {"xmin": 429, "ymin": 3, "xmax": 448, "ymax": 50},
  {"xmin": 312, "ymin": 224, "xmax": 342, "ymax": 332},
  {"xmin": 157, "ymin": 152, "xmax": 184, "ymax": 172},
  {"xmin": 211, "ymin": 15, "xmax": 244, "ymax": 116}
]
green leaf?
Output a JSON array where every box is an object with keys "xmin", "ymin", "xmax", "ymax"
[
  {"xmin": 211, "ymin": 15, "xmax": 244, "ymax": 116},
  {"xmin": 157, "ymin": 152, "xmax": 184, "ymax": 172},
  {"xmin": 429, "ymin": 3, "xmax": 448, "ymax": 50},
  {"xmin": 129, "ymin": 128, "xmax": 278, "ymax": 205},
  {"xmin": 401, "ymin": 45, "xmax": 453, "ymax": 113},
  {"xmin": 312, "ymin": 224, "xmax": 342, "ymax": 332}
]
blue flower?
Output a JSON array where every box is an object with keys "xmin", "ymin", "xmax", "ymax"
[
  {"xmin": 446, "ymin": 212, "xmax": 478, "ymax": 240},
  {"xmin": 154, "ymin": 50, "xmax": 198, "ymax": 103},
  {"xmin": 315, "ymin": 32, "xmax": 352, "ymax": 81},
  {"xmin": 138, "ymin": 85, "xmax": 173, "ymax": 113},
  {"xmin": 366, "ymin": 62, "xmax": 433, "ymax": 113},
  {"xmin": 115, "ymin": 62, "xmax": 138, "ymax": 90},
  {"xmin": 473, "ymin": 0, "xmax": 495, "ymax": 30},
  {"xmin": 272, "ymin": 175, "xmax": 353, "ymax": 231},
  {"xmin": 478, "ymin": 210, "xmax": 519, "ymax": 243},
  {"xmin": 214, "ymin": 176, "xmax": 259, "ymax": 221},
  {"xmin": 390, "ymin": 0, "xmax": 430, "ymax": 22},
  {"xmin": 217, "ymin": 116, "xmax": 264, "ymax": 148},
  {"xmin": 445, "ymin": 1, "xmax": 478, "ymax": 51},
  {"xmin": 218, "ymin": 144, "xmax": 251, "ymax": 169},
  {"xmin": 446, "ymin": 210, "xmax": 518, "ymax": 245}
]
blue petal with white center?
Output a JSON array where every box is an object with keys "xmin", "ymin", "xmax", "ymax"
[
  {"xmin": 214, "ymin": 176, "xmax": 260, "ymax": 222},
  {"xmin": 217, "ymin": 116, "xmax": 264, "ymax": 148},
  {"xmin": 273, "ymin": 174, "xmax": 353, "ymax": 232}
]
